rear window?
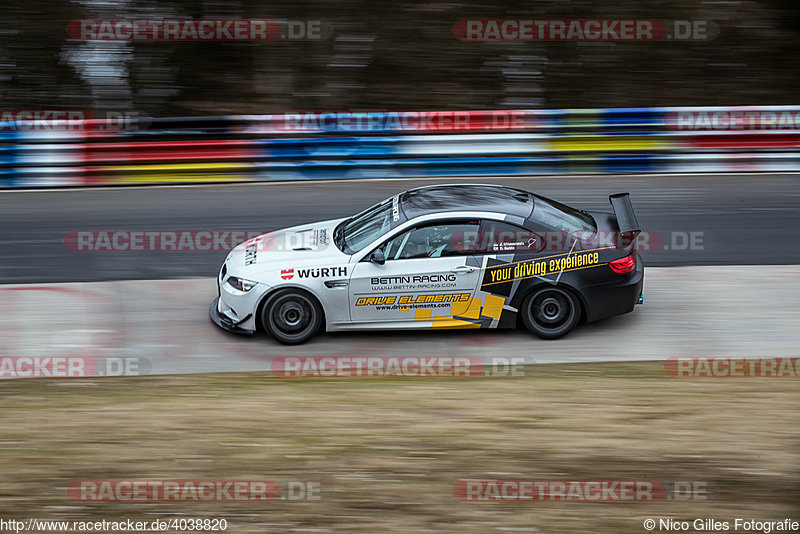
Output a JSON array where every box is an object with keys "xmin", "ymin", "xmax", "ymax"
[{"xmin": 531, "ymin": 196, "xmax": 596, "ymax": 233}]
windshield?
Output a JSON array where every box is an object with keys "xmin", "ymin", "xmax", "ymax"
[
  {"xmin": 336, "ymin": 197, "xmax": 398, "ymax": 253},
  {"xmin": 531, "ymin": 195, "xmax": 596, "ymax": 233}
]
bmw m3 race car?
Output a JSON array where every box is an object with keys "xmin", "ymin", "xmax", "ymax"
[{"xmin": 210, "ymin": 184, "xmax": 644, "ymax": 344}]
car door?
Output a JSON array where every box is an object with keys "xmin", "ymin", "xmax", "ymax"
[
  {"xmin": 348, "ymin": 219, "xmax": 483, "ymax": 328},
  {"xmin": 472, "ymin": 219, "xmax": 549, "ymax": 327}
]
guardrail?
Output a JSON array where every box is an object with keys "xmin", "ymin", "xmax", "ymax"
[{"xmin": 1, "ymin": 106, "xmax": 799, "ymax": 187}]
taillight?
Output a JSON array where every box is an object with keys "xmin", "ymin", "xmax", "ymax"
[{"xmin": 609, "ymin": 252, "xmax": 636, "ymax": 274}]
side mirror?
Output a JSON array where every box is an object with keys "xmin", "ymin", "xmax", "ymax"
[{"xmin": 368, "ymin": 248, "xmax": 386, "ymax": 265}]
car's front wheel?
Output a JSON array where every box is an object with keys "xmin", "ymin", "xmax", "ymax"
[
  {"xmin": 260, "ymin": 289, "xmax": 323, "ymax": 345},
  {"xmin": 520, "ymin": 286, "xmax": 581, "ymax": 339}
]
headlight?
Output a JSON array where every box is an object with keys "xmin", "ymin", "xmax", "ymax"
[{"xmin": 227, "ymin": 276, "xmax": 258, "ymax": 292}]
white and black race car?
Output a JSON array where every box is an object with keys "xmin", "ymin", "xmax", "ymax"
[{"xmin": 210, "ymin": 184, "xmax": 644, "ymax": 344}]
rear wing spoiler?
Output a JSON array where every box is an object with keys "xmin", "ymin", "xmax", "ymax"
[{"xmin": 609, "ymin": 193, "xmax": 641, "ymax": 248}]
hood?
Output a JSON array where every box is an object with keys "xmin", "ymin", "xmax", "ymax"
[{"xmin": 225, "ymin": 217, "xmax": 350, "ymax": 276}]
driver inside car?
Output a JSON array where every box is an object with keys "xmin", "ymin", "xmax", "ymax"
[{"xmin": 388, "ymin": 225, "xmax": 468, "ymax": 259}]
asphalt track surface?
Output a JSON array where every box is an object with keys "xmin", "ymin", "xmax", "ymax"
[
  {"xmin": 2, "ymin": 266, "xmax": 799, "ymax": 377},
  {"xmin": 1, "ymin": 173, "xmax": 798, "ymax": 378},
  {"xmin": 1, "ymin": 172, "xmax": 799, "ymax": 284}
]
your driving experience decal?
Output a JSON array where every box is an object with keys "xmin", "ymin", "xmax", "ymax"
[{"xmin": 482, "ymin": 249, "xmax": 609, "ymax": 289}]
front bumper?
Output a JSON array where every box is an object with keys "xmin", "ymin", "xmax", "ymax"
[
  {"xmin": 209, "ymin": 297, "xmax": 255, "ymax": 335},
  {"xmin": 210, "ymin": 258, "xmax": 265, "ymax": 334}
]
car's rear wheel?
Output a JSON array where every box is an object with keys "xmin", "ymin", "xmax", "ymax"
[
  {"xmin": 521, "ymin": 286, "xmax": 581, "ymax": 339},
  {"xmin": 260, "ymin": 289, "xmax": 323, "ymax": 345}
]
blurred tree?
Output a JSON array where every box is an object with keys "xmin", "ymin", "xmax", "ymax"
[{"xmin": 0, "ymin": 0, "xmax": 797, "ymax": 115}]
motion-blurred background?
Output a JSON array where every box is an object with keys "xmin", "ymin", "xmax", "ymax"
[{"xmin": 2, "ymin": 0, "xmax": 799, "ymax": 114}]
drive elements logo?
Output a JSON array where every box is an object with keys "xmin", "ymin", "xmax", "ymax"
[{"xmin": 356, "ymin": 293, "xmax": 471, "ymax": 306}]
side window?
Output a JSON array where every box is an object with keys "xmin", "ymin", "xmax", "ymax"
[
  {"xmin": 383, "ymin": 221, "xmax": 480, "ymax": 260},
  {"xmin": 478, "ymin": 220, "xmax": 543, "ymax": 253}
]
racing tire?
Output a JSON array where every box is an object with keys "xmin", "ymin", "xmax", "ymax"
[
  {"xmin": 520, "ymin": 286, "xmax": 581, "ymax": 340},
  {"xmin": 260, "ymin": 289, "xmax": 323, "ymax": 345}
]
